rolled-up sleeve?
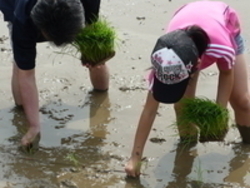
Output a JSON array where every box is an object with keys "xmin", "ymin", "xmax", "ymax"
[
  {"xmin": 12, "ymin": 18, "xmax": 37, "ymax": 70},
  {"xmin": 80, "ymin": 0, "xmax": 101, "ymax": 24}
]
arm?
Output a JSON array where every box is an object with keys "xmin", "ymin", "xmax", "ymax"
[
  {"xmin": 18, "ymin": 68, "xmax": 40, "ymax": 146},
  {"xmin": 88, "ymin": 64, "xmax": 109, "ymax": 91},
  {"xmin": 125, "ymin": 91, "xmax": 159, "ymax": 177},
  {"xmin": 216, "ymin": 68, "xmax": 234, "ymax": 108},
  {"xmin": 11, "ymin": 18, "xmax": 41, "ymax": 146},
  {"xmin": 83, "ymin": 52, "xmax": 115, "ymax": 91}
]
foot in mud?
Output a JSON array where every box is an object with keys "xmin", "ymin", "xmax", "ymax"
[{"xmin": 21, "ymin": 127, "xmax": 41, "ymax": 152}]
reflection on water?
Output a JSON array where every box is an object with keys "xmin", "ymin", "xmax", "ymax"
[
  {"xmin": 153, "ymin": 140, "xmax": 250, "ymax": 188},
  {"xmin": 224, "ymin": 143, "xmax": 250, "ymax": 187},
  {"xmin": 0, "ymin": 91, "xmax": 124, "ymax": 187},
  {"xmin": 2, "ymin": 95, "xmax": 250, "ymax": 187},
  {"xmin": 124, "ymin": 177, "xmax": 149, "ymax": 188},
  {"xmin": 165, "ymin": 142, "xmax": 197, "ymax": 188},
  {"xmin": 89, "ymin": 91, "xmax": 111, "ymax": 139}
]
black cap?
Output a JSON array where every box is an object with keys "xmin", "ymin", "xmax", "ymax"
[{"xmin": 151, "ymin": 30, "xmax": 199, "ymax": 103}]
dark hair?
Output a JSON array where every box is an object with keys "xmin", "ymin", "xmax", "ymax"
[
  {"xmin": 185, "ymin": 25, "xmax": 210, "ymax": 57},
  {"xmin": 31, "ymin": 0, "xmax": 85, "ymax": 46}
]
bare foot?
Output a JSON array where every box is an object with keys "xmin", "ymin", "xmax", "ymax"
[{"xmin": 21, "ymin": 127, "xmax": 41, "ymax": 147}]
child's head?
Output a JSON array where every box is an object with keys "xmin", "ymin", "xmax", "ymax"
[{"xmin": 151, "ymin": 26, "xmax": 209, "ymax": 103}]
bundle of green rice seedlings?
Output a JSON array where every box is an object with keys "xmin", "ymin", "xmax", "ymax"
[
  {"xmin": 177, "ymin": 97, "xmax": 229, "ymax": 142},
  {"xmin": 73, "ymin": 18, "xmax": 117, "ymax": 66}
]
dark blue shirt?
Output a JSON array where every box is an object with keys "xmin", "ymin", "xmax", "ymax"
[{"xmin": 0, "ymin": 0, "xmax": 100, "ymax": 70}]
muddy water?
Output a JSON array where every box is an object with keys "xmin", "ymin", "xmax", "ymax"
[{"xmin": 1, "ymin": 0, "xmax": 250, "ymax": 187}]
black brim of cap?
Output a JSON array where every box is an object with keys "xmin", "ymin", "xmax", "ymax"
[{"xmin": 152, "ymin": 75, "xmax": 190, "ymax": 104}]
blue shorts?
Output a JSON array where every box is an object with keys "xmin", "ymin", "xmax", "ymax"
[{"xmin": 235, "ymin": 34, "xmax": 245, "ymax": 55}]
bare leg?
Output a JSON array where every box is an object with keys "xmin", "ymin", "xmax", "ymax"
[
  {"xmin": 229, "ymin": 54, "xmax": 250, "ymax": 143},
  {"xmin": 89, "ymin": 64, "xmax": 109, "ymax": 91},
  {"xmin": 174, "ymin": 71, "xmax": 200, "ymax": 141}
]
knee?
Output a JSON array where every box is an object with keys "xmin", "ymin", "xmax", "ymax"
[{"xmin": 230, "ymin": 94, "xmax": 250, "ymax": 112}]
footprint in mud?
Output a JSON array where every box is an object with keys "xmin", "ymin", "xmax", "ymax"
[
  {"xmin": 0, "ymin": 35, "xmax": 8, "ymax": 43},
  {"xmin": 61, "ymin": 179, "xmax": 78, "ymax": 188},
  {"xmin": 25, "ymin": 179, "xmax": 58, "ymax": 188},
  {"xmin": 149, "ymin": 137, "xmax": 166, "ymax": 144},
  {"xmin": 119, "ymin": 86, "xmax": 146, "ymax": 92},
  {"xmin": 40, "ymin": 106, "xmax": 75, "ymax": 125}
]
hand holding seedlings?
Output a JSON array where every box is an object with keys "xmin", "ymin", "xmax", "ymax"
[
  {"xmin": 73, "ymin": 18, "xmax": 117, "ymax": 67},
  {"xmin": 177, "ymin": 98, "xmax": 229, "ymax": 143},
  {"xmin": 81, "ymin": 51, "xmax": 116, "ymax": 68}
]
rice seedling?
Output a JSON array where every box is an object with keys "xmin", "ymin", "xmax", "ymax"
[
  {"xmin": 64, "ymin": 153, "xmax": 81, "ymax": 167},
  {"xmin": 139, "ymin": 157, "xmax": 149, "ymax": 174},
  {"xmin": 177, "ymin": 97, "xmax": 229, "ymax": 142},
  {"xmin": 169, "ymin": 121, "xmax": 199, "ymax": 145},
  {"xmin": 192, "ymin": 159, "xmax": 205, "ymax": 188},
  {"xmin": 72, "ymin": 18, "xmax": 117, "ymax": 66},
  {"xmin": 20, "ymin": 134, "xmax": 40, "ymax": 155}
]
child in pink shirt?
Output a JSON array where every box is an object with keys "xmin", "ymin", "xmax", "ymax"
[
  {"xmin": 125, "ymin": 0, "xmax": 249, "ymax": 177},
  {"xmin": 168, "ymin": 0, "xmax": 240, "ymax": 70}
]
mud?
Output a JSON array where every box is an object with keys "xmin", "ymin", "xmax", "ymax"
[{"xmin": 0, "ymin": 0, "xmax": 250, "ymax": 188}]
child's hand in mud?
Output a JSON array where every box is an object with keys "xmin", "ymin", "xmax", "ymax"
[{"xmin": 125, "ymin": 157, "xmax": 141, "ymax": 178}]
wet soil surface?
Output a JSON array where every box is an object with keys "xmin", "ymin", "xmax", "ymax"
[{"xmin": 1, "ymin": 0, "xmax": 250, "ymax": 187}]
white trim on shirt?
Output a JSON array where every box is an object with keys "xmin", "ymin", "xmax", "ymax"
[{"xmin": 205, "ymin": 44, "xmax": 235, "ymax": 69}]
